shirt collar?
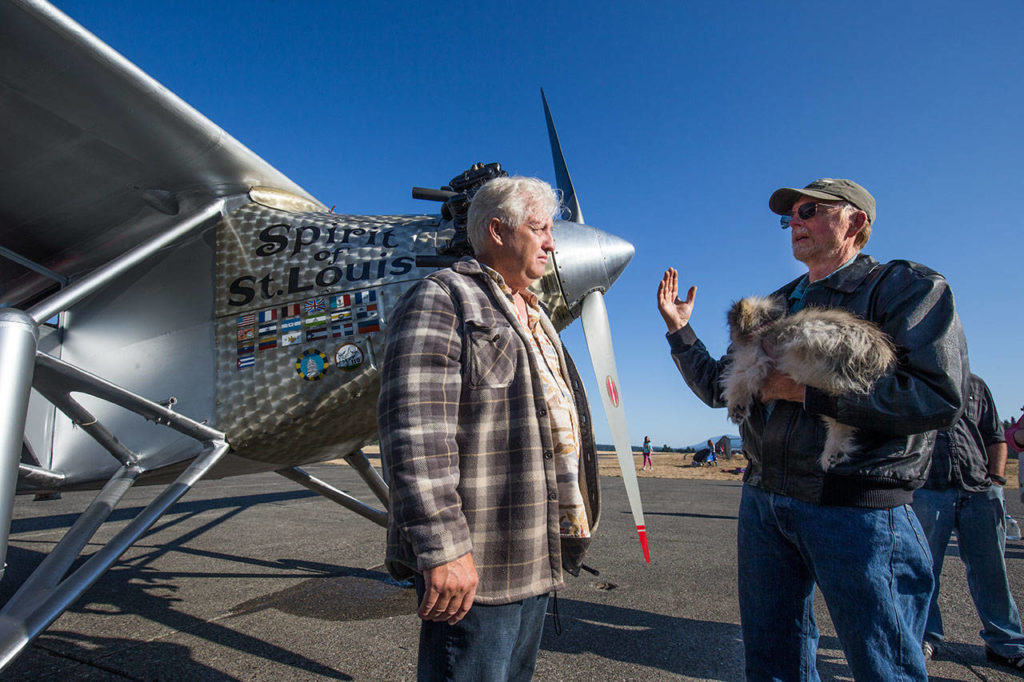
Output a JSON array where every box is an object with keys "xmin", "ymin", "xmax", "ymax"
[
  {"xmin": 479, "ymin": 262, "xmax": 539, "ymax": 308},
  {"xmin": 789, "ymin": 253, "xmax": 859, "ymax": 303}
]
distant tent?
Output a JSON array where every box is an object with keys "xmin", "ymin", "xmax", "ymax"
[
  {"xmin": 684, "ymin": 435, "xmax": 742, "ymax": 453},
  {"xmin": 692, "ymin": 447, "xmax": 713, "ymax": 465},
  {"xmin": 716, "ymin": 435, "xmax": 733, "ymax": 458}
]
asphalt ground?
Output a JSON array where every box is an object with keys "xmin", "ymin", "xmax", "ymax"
[{"xmin": 4, "ymin": 462, "xmax": 1024, "ymax": 681}]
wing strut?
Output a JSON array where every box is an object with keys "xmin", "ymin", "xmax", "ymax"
[
  {"xmin": 0, "ymin": 310, "xmax": 39, "ymax": 582},
  {"xmin": 28, "ymin": 199, "xmax": 233, "ymax": 324},
  {"xmin": 0, "ymin": 440, "xmax": 229, "ymax": 671},
  {"xmin": 277, "ymin": 464, "xmax": 387, "ymax": 527},
  {"xmin": 0, "ymin": 345, "xmax": 230, "ymax": 671}
]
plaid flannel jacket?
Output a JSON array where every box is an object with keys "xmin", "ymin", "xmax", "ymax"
[{"xmin": 378, "ymin": 258, "xmax": 593, "ymax": 604}]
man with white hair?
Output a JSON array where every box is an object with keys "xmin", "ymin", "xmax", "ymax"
[{"xmin": 379, "ymin": 176, "xmax": 596, "ymax": 680}]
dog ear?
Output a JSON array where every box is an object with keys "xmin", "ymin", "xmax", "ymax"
[{"xmin": 727, "ymin": 299, "xmax": 745, "ymax": 336}]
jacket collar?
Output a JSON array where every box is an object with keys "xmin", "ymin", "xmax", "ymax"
[
  {"xmin": 452, "ymin": 256, "xmax": 484, "ymax": 276},
  {"xmin": 775, "ymin": 252, "xmax": 879, "ymax": 298},
  {"xmin": 451, "ymin": 256, "xmax": 540, "ymax": 306}
]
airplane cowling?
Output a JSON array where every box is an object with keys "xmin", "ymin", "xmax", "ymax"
[{"xmin": 214, "ymin": 203, "xmax": 445, "ymax": 464}]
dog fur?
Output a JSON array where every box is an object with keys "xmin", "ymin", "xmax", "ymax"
[{"xmin": 721, "ymin": 296, "xmax": 896, "ymax": 469}]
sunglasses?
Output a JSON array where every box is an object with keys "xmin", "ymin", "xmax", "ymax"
[{"xmin": 779, "ymin": 202, "xmax": 834, "ymax": 228}]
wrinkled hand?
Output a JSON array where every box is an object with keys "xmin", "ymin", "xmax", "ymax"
[
  {"xmin": 657, "ymin": 268, "xmax": 697, "ymax": 333},
  {"xmin": 419, "ymin": 552, "xmax": 478, "ymax": 624},
  {"xmin": 759, "ymin": 371, "xmax": 806, "ymax": 404}
]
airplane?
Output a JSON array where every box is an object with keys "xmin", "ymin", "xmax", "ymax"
[{"xmin": 0, "ymin": 0, "xmax": 646, "ymax": 670}]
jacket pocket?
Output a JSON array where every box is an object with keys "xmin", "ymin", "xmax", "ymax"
[{"xmin": 466, "ymin": 320, "xmax": 517, "ymax": 388}]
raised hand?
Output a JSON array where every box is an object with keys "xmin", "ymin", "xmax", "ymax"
[{"xmin": 657, "ymin": 267, "xmax": 697, "ymax": 333}]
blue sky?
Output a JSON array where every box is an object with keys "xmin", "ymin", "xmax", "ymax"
[{"xmin": 54, "ymin": 0, "xmax": 1024, "ymax": 447}]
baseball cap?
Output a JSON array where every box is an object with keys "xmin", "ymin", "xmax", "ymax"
[{"xmin": 769, "ymin": 178, "xmax": 875, "ymax": 224}]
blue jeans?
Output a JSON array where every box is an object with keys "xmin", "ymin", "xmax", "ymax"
[
  {"xmin": 912, "ymin": 485, "xmax": 1024, "ymax": 657},
  {"xmin": 738, "ymin": 484, "xmax": 932, "ymax": 681},
  {"xmin": 414, "ymin": 575, "xmax": 548, "ymax": 681}
]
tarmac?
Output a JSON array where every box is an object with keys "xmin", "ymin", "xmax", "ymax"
[{"xmin": 4, "ymin": 461, "xmax": 1024, "ymax": 681}]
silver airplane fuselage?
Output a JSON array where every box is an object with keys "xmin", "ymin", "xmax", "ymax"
[{"xmin": 22, "ymin": 194, "xmax": 632, "ymax": 490}]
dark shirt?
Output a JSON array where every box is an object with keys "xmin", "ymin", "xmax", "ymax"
[{"xmin": 925, "ymin": 373, "xmax": 1005, "ymax": 492}]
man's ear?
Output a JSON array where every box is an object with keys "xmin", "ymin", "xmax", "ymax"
[
  {"xmin": 847, "ymin": 210, "xmax": 867, "ymax": 238},
  {"xmin": 488, "ymin": 217, "xmax": 504, "ymax": 246}
]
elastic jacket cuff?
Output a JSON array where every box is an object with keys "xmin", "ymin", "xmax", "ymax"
[
  {"xmin": 820, "ymin": 475, "xmax": 917, "ymax": 508},
  {"xmin": 667, "ymin": 325, "xmax": 697, "ymax": 353}
]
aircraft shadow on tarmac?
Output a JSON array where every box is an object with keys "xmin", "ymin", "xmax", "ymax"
[
  {"xmin": 539, "ymin": 597, "xmax": 861, "ymax": 680},
  {"xmin": 640, "ymin": 510, "xmax": 739, "ymax": 521},
  {"xmin": 2, "ymin": 541, "xmax": 359, "ymax": 680},
  {"xmin": 2, "ymin": 489, "xmax": 397, "ymax": 680},
  {"xmin": 10, "ymin": 624, "xmax": 354, "ymax": 681},
  {"xmin": 1004, "ymin": 546, "xmax": 1024, "ymax": 562},
  {"xmin": 8, "ymin": 490, "xmax": 320, "ymax": 535}
]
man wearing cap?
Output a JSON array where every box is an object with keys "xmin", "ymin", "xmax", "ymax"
[{"xmin": 657, "ymin": 178, "xmax": 967, "ymax": 680}]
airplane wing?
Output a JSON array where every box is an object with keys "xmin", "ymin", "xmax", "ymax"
[{"xmin": 0, "ymin": 0, "xmax": 326, "ymax": 308}]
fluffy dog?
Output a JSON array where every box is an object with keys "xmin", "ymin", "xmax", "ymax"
[{"xmin": 721, "ymin": 296, "xmax": 896, "ymax": 469}]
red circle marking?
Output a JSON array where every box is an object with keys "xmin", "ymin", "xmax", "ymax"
[{"xmin": 606, "ymin": 376, "xmax": 619, "ymax": 408}]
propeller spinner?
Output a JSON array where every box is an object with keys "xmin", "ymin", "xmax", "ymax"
[{"xmin": 540, "ymin": 90, "xmax": 650, "ymax": 563}]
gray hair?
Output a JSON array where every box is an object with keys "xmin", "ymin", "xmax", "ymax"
[
  {"xmin": 467, "ymin": 176, "xmax": 561, "ymax": 254},
  {"xmin": 839, "ymin": 202, "xmax": 872, "ymax": 249}
]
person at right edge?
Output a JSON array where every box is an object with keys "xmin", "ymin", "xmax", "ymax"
[
  {"xmin": 912, "ymin": 373, "xmax": 1024, "ymax": 669},
  {"xmin": 657, "ymin": 178, "xmax": 967, "ymax": 680}
]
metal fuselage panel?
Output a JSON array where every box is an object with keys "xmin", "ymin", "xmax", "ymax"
[
  {"xmin": 43, "ymin": 232, "xmax": 219, "ymax": 484},
  {"xmin": 29, "ymin": 205, "xmax": 448, "ymax": 486},
  {"xmin": 213, "ymin": 205, "xmax": 443, "ymax": 465}
]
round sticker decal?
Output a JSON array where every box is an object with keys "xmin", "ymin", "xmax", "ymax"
[
  {"xmin": 296, "ymin": 349, "xmax": 329, "ymax": 381},
  {"xmin": 335, "ymin": 343, "xmax": 364, "ymax": 371}
]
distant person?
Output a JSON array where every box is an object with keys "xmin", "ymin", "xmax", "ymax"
[
  {"xmin": 657, "ymin": 177, "xmax": 966, "ymax": 679},
  {"xmin": 1008, "ymin": 408, "xmax": 1024, "ymax": 503},
  {"xmin": 912, "ymin": 373, "xmax": 1024, "ymax": 668},
  {"xmin": 706, "ymin": 439, "xmax": 719, "ymax": 466},
  {"xmin": 379, "ymin": 176, "xmax": 598, "ymax": 680},
  {"xmin": 1010, "ymin": 415, "xmax": 1024, "ymax": 453},
  {"xmin": 1006, "ymin": 408, "xmax": 1024, "ymax": 503},
  {"xmin": 642, "ymin": 436, "xmax": 653, "ymax": 471}
]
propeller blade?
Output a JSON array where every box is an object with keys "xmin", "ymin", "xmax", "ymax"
[
  {"xmin": 579, "ymin": 290, "xmax": 649, "ymax": 562},
  {"xmin": 541, "ymin": 89, "xmax": 584, "ymax": 224},
  {"xmin": 542, "ymin": 91, "xmax": 646, "ymax": 561}
]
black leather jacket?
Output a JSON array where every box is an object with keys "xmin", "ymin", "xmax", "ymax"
[
  {"xmin": 924, "ymin": 373, "xmax": 1004, "ymax": 493},
  {"xmin": 668, "ymin": 253, "xmax": 968, "ymax": 508}
]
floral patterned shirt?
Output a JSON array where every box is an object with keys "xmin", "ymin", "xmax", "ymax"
[{"xmin": 483, "ymin": 265, "xmax": 590, "ymax": 538}]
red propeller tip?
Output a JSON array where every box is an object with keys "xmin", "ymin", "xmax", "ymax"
[{"xmin": 637, "ymin": 525, "xmax": 651, "ymax": 563}]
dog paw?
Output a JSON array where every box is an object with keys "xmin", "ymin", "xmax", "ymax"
[{"xmin": 728, "ymin": 406, "xmax": 749, "ymax": 424}]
